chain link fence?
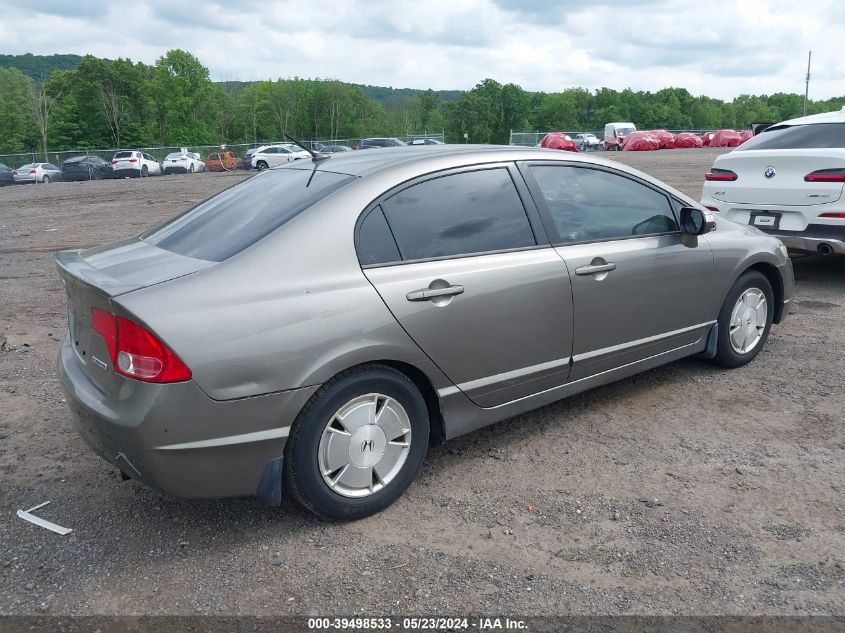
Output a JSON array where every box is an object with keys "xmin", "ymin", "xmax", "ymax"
[
  {"xmin": 509, "ymin": 129, "xmax": 716, "ymax": 148},
  {"xmin": 0, "ymin": 132, "xmax": 446, "ymax": 172}
]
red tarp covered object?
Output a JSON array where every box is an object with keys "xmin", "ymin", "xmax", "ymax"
[
  {"xmin": 540, "ymin": 132, "xmax": 578, "ymax": 152},
  {"xmin": 673, "ymin": 132, "xmax": 704, "ymax": 148},
  {"xmin": 701, "ymin": 131, "xmax": 715, "ymax": 146},
  {"xmin": 710, "ymin": 130, "xmax": 743, "ymax": 147},
  {"xmin": 621, "ymin": 131, "xmax": 661, "ymax": 151},
  {"xmin": 648, "ymin": 129, "xmax": 676, "ymax": 149},
  {"xmin": 738, "ymin": 129, "xmax": 753, "ymax": 144}
]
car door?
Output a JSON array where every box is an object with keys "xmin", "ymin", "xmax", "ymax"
[
  {"xmin": 521, "ymin": 162, "xmax": 719, "ymax": 382},
  {"xmin": 358, "ymin": 164, "xmax": 574, "ymax": 408}
]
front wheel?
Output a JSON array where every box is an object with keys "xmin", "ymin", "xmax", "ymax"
[
  {"xmin": 256, "ymin": 161, "xmax": 268, "ymax": 171},
  {"xmin": 285, "ymin": 365, "xmax": 429, "ymax": 520},
  {"xmin": 712, "ymin": 271, "xmax": 774, "ymax": 368}
]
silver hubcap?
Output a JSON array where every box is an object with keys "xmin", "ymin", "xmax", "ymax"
[
  {"xmin": 729, "ymin": 288, "xmax": 767, "ymax": 354},
  {"xmin": 318, "ymin": 393, "xmax": 412, "ymax": 498}
]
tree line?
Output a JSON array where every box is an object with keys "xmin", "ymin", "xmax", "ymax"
[{"xmin": 1, "ymin": 50, "xmax": 843, "ymax": 156}]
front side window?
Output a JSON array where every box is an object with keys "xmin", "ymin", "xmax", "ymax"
[
  {"xmin": 736, "ymin": 123, "xmax": 845, "ymax": 150},
  {"xmin": 144, "ymin": 168, "xmax": 354, "ymax": 261},
  {"xmin": 528, "ymin": 165, "xmax": 678, "ymax": 243},
  {"xmin": 380, "ymin": 168, "xmax": 536, "ymax": 261}
]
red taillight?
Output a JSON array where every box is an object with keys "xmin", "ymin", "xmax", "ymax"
[
  {"xmin": 128, "ymin": 158, "xmax": 137, "ymax": 163},
  {"xmin": 29, "ymin": 169, "xmax": 37, "ymax": 174},
  {"xmin": 804, "ymin": 169, "xmax": 845, "ymax": 183},
  {"xmin": 90, "ymin": 308, "xmax": 191, "ymax": 383},
  {"xmin": 819, "ymin": 212, "xmax": 845, "ymax": 218},
  {"xmin": 111, "ymin": 160, "xmax": 117, "ymax": 165},
  {"xmin": 705, "ymin": 206, "xmax": 720, "ymax": 212},
  {"xmin": 11, "ymin": 170, "xmax": 16, "ymax": 175},
  {"xmin": 704, "ymin": 169, "xmax": 738, "ymax": 181}
]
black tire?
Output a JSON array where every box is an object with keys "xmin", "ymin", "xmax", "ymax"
[
  {"xmin": 141, "ymin": 165, "xmax": 148, "ymax": 177},
  {"xmin": 256, "ymin": 160, "xmax": 268, "ymax": 171},
  {"xmin": 188, "ymin": 164, "xmax": 194, "ymax": 173},
  {"xmin": 285, "ymin": 364, "xmax": 429, "ymax": 520},
  {"xmin": 42, "ymin": 175, "xmax": 50, "ymax": 184},
  {"xmin": 712, "ymin": 271, "xmax": 774, "ymax": 368}
]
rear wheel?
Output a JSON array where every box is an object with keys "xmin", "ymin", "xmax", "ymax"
[
  {"xmin": 188, "ymin": 164, "xmax": 194, "ymax": 173},
  {"xmin": 41, "ymin": 175, "xmax": 50, "ymax": 184},
  {"xmin": 285, "ymin": 365, "xmax": 429, "ymax": 520},
  {"xmin": 141, "ymin": 165, "xmax": 148, "ymax": 177},
  {"xmin": 712, "ymin": 271, "xmax": 774, "ymax": 368}
]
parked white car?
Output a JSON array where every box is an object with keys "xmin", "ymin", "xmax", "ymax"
[
  {"xmin": 701, "ymin": 106, "xmax": 845, "ymax": 256},
  {"xmin": 574, "ymin": 133, "xmax": 603, "ymax": 151},
  {"xmin": 111, "ymin": 151, "xmax": 161, "ymax": 178},
  {"xmin": 163, "ymin": 151, "xmax": 206, "ymax": 175},
  {"xmin": 251, "ymin": 144, "xmax": 310, "ymax": 170}
]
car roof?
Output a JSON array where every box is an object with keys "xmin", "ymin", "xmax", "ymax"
[
  {"xmin": 770, "ymin": 105, "xmax": 845, "ymax": 128},
  {"xmin": 282, "ymin": 144, "xmax": 691, "ymax": 199}
]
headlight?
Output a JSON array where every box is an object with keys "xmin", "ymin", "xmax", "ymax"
[{"xmin": 778, "ymin": 242, "xmax": 789, "ymax": 258}]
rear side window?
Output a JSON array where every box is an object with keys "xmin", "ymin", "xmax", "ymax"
[
  {"xmin": 380, "ymin": 168, "xmax": 536, "ymax": 261},
  {"xmin": 357, "ymin": 206, "xmax": 401, "ymax": 266},
  {"xmin": 738, "ymin": 123, "xmax": 845, "ymax": 150},
  {"xmin": 144, "ymin": 168, "xmax": 354, "ymax": 262},
  {"xmin": 528, "ymin": 165, "xmax": 678, "ymax": 243}
]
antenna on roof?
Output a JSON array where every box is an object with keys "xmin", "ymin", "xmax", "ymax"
[
  {"xmin": 282, "ymin": 133, "xmax": 330, "ymax": 163},
  {"xmin": 803, "ymin": 50, "xmax": 812, "ymax": 116}
]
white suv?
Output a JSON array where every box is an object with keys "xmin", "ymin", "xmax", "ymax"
[
  {"xmin": 111, "ymin": 151, "xmax": 161, "ymax": 178},
  {"xmin": 251, "ymin": 144, "xmax": 310, "ymax": 170},
  {"xmin": 701, "ymin": 106, "xmax": 845, "ymax": 256}
]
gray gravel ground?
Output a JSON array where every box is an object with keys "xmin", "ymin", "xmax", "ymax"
[{"xmin": 0, "ymin": 150, "xmax": 843, "ymax": 617}]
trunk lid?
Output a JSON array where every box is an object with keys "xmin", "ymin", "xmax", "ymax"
[
  {"xmin": 55, "ymin": 239, "xmax": 212, "ymax": 392},
  {"xmin": 711, "ymin": 149, "xmax": 845, "ymax": 206}
]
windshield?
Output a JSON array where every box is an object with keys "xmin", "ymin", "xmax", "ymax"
[
  {"xmin": 736, "ymin": 123, "xmax": 845, "ymax": 150},
  {"xmin": 617, "ymin": 128, "xmax": 635, "ymax": 136},
  {"xmin": 143, "ymin": 168, "xmax": 355, "ymax": 261}
]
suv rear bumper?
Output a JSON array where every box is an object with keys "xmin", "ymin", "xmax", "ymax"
[
  {"xmin": 758, "ymin": 224, "xmax": 845, "ymax": 255},
  {"xmin": 58, "ymin": 337, "xmax": 317, "ymax": 501}
]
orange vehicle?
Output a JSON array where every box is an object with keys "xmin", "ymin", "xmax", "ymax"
[{"xmin": 205, "ymin": 150, "xmax": 243, "ymax": 171}]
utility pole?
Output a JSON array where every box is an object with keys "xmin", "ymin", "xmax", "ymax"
[{"xmin": 803, "ymin": 50, "xmax": 812, "ymax": 116}]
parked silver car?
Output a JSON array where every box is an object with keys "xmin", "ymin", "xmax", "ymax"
[
  {"xmin": 13, "ymin": 162, "xmax": 62, "ymax": 184},
  {"xmin": 56, "ymin": 146, "xmax": 793, "ymax": 519}
]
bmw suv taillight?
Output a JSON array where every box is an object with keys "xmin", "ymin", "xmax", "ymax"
[
  {"xmin": 91, "ymin": 308, "xmax": 191, "ymax": 383},
  {"xmin": 704, "ymin": 169, "xmax": 738, "ymax": 181},
  {"xmin": 804, "ymin": 169, "xmax": 845, "ymax": 183}
]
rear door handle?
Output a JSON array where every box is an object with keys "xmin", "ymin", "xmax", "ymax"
[
  {"xmin": 406, "ymin": 285, "xmax": 464, "ymax": 301},
  {"xmin": 575, "ymin": 262, "xmax": 616, "ymax": 276}
]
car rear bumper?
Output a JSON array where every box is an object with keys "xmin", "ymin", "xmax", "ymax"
[
  {"xmin": 58, "ymin": 336, "xmax": 318, "ymax": 501},
  {"xmin": 163, "ymin": 166, "xmax": 188, "ymax": 174},
  {"xmin": 760, "ymin": 224, "xmax": 845, "ymax": 255},
  {"xmin": 112, "ymin": 168, "xmax": 142, "ymax": 178}
]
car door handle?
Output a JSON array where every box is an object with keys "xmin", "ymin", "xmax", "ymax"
[
  {"xmin": 406, "ymin": 285, "xmax": 465, "ymax": 301},
  {"xmin": 575, "ymin": 262, "xmax": 616, "ymax": 276}
]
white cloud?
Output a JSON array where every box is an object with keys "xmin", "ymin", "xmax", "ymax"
[{"xmin": 0, "ymin": 0, "xmax": 842, "ymax": 100}]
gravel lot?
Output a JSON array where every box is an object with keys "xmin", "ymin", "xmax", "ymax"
[{"xmin": 0, "ymin": 149, "xmax": 843, "ymax": 617}]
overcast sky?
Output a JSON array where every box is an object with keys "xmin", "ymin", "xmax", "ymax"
[{"xmin": 1, "ymin": 0, "xmax": 842, "ymax": 100}]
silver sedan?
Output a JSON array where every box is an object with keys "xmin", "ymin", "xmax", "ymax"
[
  {"xmin": 56, "ymin": 145, "xmax": 793, "ymax": 519},
  {"xmin": 14, "ymin": 162, "xmax": 62, "ymax": 184}
]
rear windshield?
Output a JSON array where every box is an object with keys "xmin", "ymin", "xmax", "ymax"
[
  {"xmin": 143, "ymin": 168, "xmax": 355, "ymax": 261},
  {"xmin": 113, "ymin": 151, "xmax": 134, "ymax": 158},
  {"xmin": 737, "ymin": 123, "xmax": 845, "ymax": 150}
]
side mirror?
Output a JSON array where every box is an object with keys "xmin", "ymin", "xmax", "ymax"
[{"xmin": 680, "ymin": 207, "xmax": 715, "ymax": 235}]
